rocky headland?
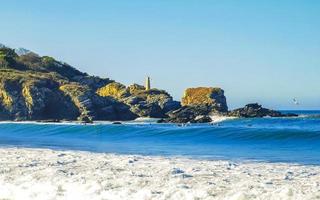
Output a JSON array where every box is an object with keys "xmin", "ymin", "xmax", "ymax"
[{"xmin": 0, "ymin": 45, "xmax": 297, "ymax": 123}]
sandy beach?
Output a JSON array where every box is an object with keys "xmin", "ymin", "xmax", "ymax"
[{"xmin": 0, "ymin": 148, "xmax": 319, "ymax": 200}]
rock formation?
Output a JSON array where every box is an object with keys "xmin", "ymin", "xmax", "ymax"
[
  {"xmin": 0, "ymin": 44, "xmax": 297, "ymax": 123},
  {"xmin": 0, "ymin": 46, "xmax": 136, "ymax": 122},
  {"xmin": 96, "ymin": 82, "xmax": 129, "ymax": 99},
  {"xmin": 228, "ymin": 103, "xmax": 298, "ymax": 118},
  {"xmin": 97, "ymin": 82, "xmax": 181, "ymax": 118},
  {"xmin": 162, "ymin": 87, "xmax": 228, "ymax": 123},
  {"xmin": 164, "ymin": 105, "xmax": 213, "ymax": 123},
  {"xmin": 182, "ymin": 87, "xmax": 228, "ymax": 112}
]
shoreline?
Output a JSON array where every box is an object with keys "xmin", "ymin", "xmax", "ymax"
[
  {"xmin": 0, "ymin": 147, "xmax": 319, "ymax": 199},
  {"xmin": 0, "ymin": 117, "xmax": 229, "ymax": 125},
  {"xmin": 0, "ymin": 114, "xmax": 314, "ymax": 125}
]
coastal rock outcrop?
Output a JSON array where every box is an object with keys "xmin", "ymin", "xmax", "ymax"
[
  {"xmin": 60, "ymin": 84, "xmax": 137, "ymax": 122},
  {"xmin": 0, "ymin": 45, "xmax": 299, "ymax": 123},
  {"xmin": 0, "ymin": 71, "xmax": 79, "ymax": 121},
  {"xmin": 181, "ymin": 87, "xmax": 228, "ymax": 113},
  {"xmin": 96, "ymin": 83, "xmax": 181, "ymax": 118},
  {"xmin": 228, "ymin": 103, "xmax": 298, "ymax": 118},
  {"xmin": 0, "ymin": 46, "xmax": 137, "ymax": 122},
  {"xmin": 72, "ymin": 75, "xmax": 113, "ymax": 91},
  {"xmin": 163, "ymin": 105, "xmax": 213, "ymax": 123},
  {"xmin": 160, "ymin": 87, "xmax": 228, "ymax": 123},
  {"xmin": 96, "ymin": 82, "xmax": 129, "ymax": 99}
]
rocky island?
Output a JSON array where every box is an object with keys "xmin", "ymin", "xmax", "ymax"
[{"xmin": 0, "ymin": 45, "xmax": 297, "ymax": 123}]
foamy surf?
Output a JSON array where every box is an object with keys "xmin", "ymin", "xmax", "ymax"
[
  {"xmin": 133, "ymin": 117, "xmax": 160, "ymax": 123},
  {"xmin": 210, "ymin": 115, "xmax": 237, "ymax": 123},
  {"xmin": 0, "ymin": 147, "xmax": 319, "ymax": 200}
]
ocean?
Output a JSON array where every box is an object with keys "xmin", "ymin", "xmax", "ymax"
[{"xmin": 0, "ymin": 111, "xmax": 319, "ymax": 165}]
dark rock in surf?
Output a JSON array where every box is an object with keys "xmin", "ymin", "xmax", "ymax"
[
  {"xmin": 228, "ymin": 103, "xmax": 298, "ymax": 118},
  {"xmin": 162, "ymin": 105, "xmax": 212, "ymax": 123}
]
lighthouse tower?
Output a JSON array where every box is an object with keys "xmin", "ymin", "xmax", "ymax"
[{"xmin": 145, "ymin": 76, "xmax": 151, "ymax": 91}]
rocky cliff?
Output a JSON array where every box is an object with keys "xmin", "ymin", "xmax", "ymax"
[
  {"xmin": 0, "ymin": 45, "xmax": 184, "ymax": 122},
  {"xmin": 0, "ymin": 44, "xmax": 296, "ymax": 123},
  {"xmin": 0, "ymin": 45, "xmax": 135, "ymax": 122},
  {"xmin": 97, "ymin": 82, "xmax": 181, "ymax": 118}
]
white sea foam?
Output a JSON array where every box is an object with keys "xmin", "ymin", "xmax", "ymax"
[
  {"xmin": 0, "ymin": 147, "xmax": 319, "ymax": 200},
  {"xmin": 210, "ymin": 115, "xmax": 237, "ymax": 123},
  {"xmin": 133, "ymin": 117, "xmax": 160, "ymax": 123}
]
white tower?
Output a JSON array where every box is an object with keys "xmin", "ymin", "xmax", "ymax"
[{"xmin": 145, "ymin": 76, "xmax": 151, "ymax": 91}]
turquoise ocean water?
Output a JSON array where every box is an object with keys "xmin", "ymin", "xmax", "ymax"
[{"xmin": 0, "ymin": 110, "xmax": 319, "ymax": 165}]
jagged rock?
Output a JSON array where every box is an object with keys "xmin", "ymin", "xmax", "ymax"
[
  {"xmin": 181, "ymin": 87, "xmax": 228, "ymax": 113},
  {"xmin": 127, "ymin": 84, "xmax": 145, "ymax": 95},
  {"xmin": 0, "ymin": 45, "xmax": 299, "ymax": 122},
  {"xmin": 78, "ymin": 115, "xmax": 93, "ymax": 123},
  {"xmin": 97, "ymin": 83, "xmax": 181, "ymax": 118},
  {"xmin": 59, "ymin": 84, "xmax": 94, "ymax": 120},
  {"xmin": 191, "ymin": 115, "xmax": 212, "ymax": 123},
  {"xmin": 60, "ymin": 83, "xmax": 137, "ymax": 121},
  {"xmin": 129, "ymin": 102, "xmax": 165, "ymax": 118},
  {"xmin": 161, "ymin": 100, "xmax": 181, "ymax": 113},
  {"xmin": 22, "ymin": 80, "xmax": 79, "ymax": 120},
  {"xmin": 100, "ymin": 102, "xmax": 138, "ymax": 121},
  {"xmin": 0, "ymin": 80, "xmax": 28, "ymax": 120},
  {"xmin": 0, "ymin": 74, "xmax": 79, "ymax": 121},
  {"xmin": 122, "ymin": 96, "xmax": 144, "ymax": 105},
  {"xmin": 72, "ymin": 75, "xmax": 113, "ymax": 91},
  {"xmin": 96, "ymin": 82, "xmax": 129, "ymax": 99},
  {"xmin": 145, "ymin": 90, "xmax": 181, "ymax": 113},
  {"xmin": 228, "ymin": 103, "xmax": 298, "ymax": 118},
  {"xmin": 130, "ymin": 88, "xmax": 181, "ymax": 117},
  {"xmin": 163, "ymin": 105, "xmax": 212, "ymax": 123},
  {"xmin": 161, "ymin": 87, "xmax": 228, "ymax": 123}
]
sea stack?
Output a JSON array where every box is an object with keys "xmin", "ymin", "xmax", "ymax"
[{"xmin": 181, "ymin": 87, "xmax": 228, "ymax": 113}]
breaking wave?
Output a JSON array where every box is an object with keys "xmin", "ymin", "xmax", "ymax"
[{"xmin": 0, "ymin": 111, "xmax": 320, "ymax": 164}]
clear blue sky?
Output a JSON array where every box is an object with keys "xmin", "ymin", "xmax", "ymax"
[{"xmin": 1, "ymin": 0, "xmax": 319, "ymax": 109}]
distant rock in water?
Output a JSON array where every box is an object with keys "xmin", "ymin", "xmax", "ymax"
[
  {"xmin": 162, "ymin": 105, "xmax": 213, "ymax": 123},
  {"xmin": 182, "ymin": 87, "xmax": 228, "ymax": 113},
  {"xmin": 228, "ymin": 103, "xmax": 298, "ymax": 118},
  {"xmin": 161, "ymin": 87, "xmax": 228, "ymax": 123}
]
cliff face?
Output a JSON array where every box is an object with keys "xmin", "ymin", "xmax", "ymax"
[
  {"xmin": 0, "ymin": 45, "xmax": 184, "ymax": 122},
  {"xmin": 0, "ymin": 46, "xmax": 136, "ymax": 122},
  {"xmin": 97, "ymin": 83, "xmax": 181, "ymax": 118},
  {"xmin": 0, "ymin": 70, "xmax": 79, "ymax": 120},
  {"xmin": 0, "ymin": 44, "xmax": 291, "ymax": 123}
]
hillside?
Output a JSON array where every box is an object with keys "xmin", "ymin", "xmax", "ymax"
[
  {"xmin": 0, "ymin": 45, "xmax": 182, "ymax": 122},
  {"xmin": 0, "ymin": 45, "xmax": 292, "ymax": 123}
]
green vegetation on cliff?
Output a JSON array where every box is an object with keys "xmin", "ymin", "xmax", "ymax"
[
  {"xmin": 0, "ymin": 46, "xmax": 117, "ymax": 121},
  {"xmin": 0, "ymin": 45, "xmax": 232, "ymax": 122}
]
